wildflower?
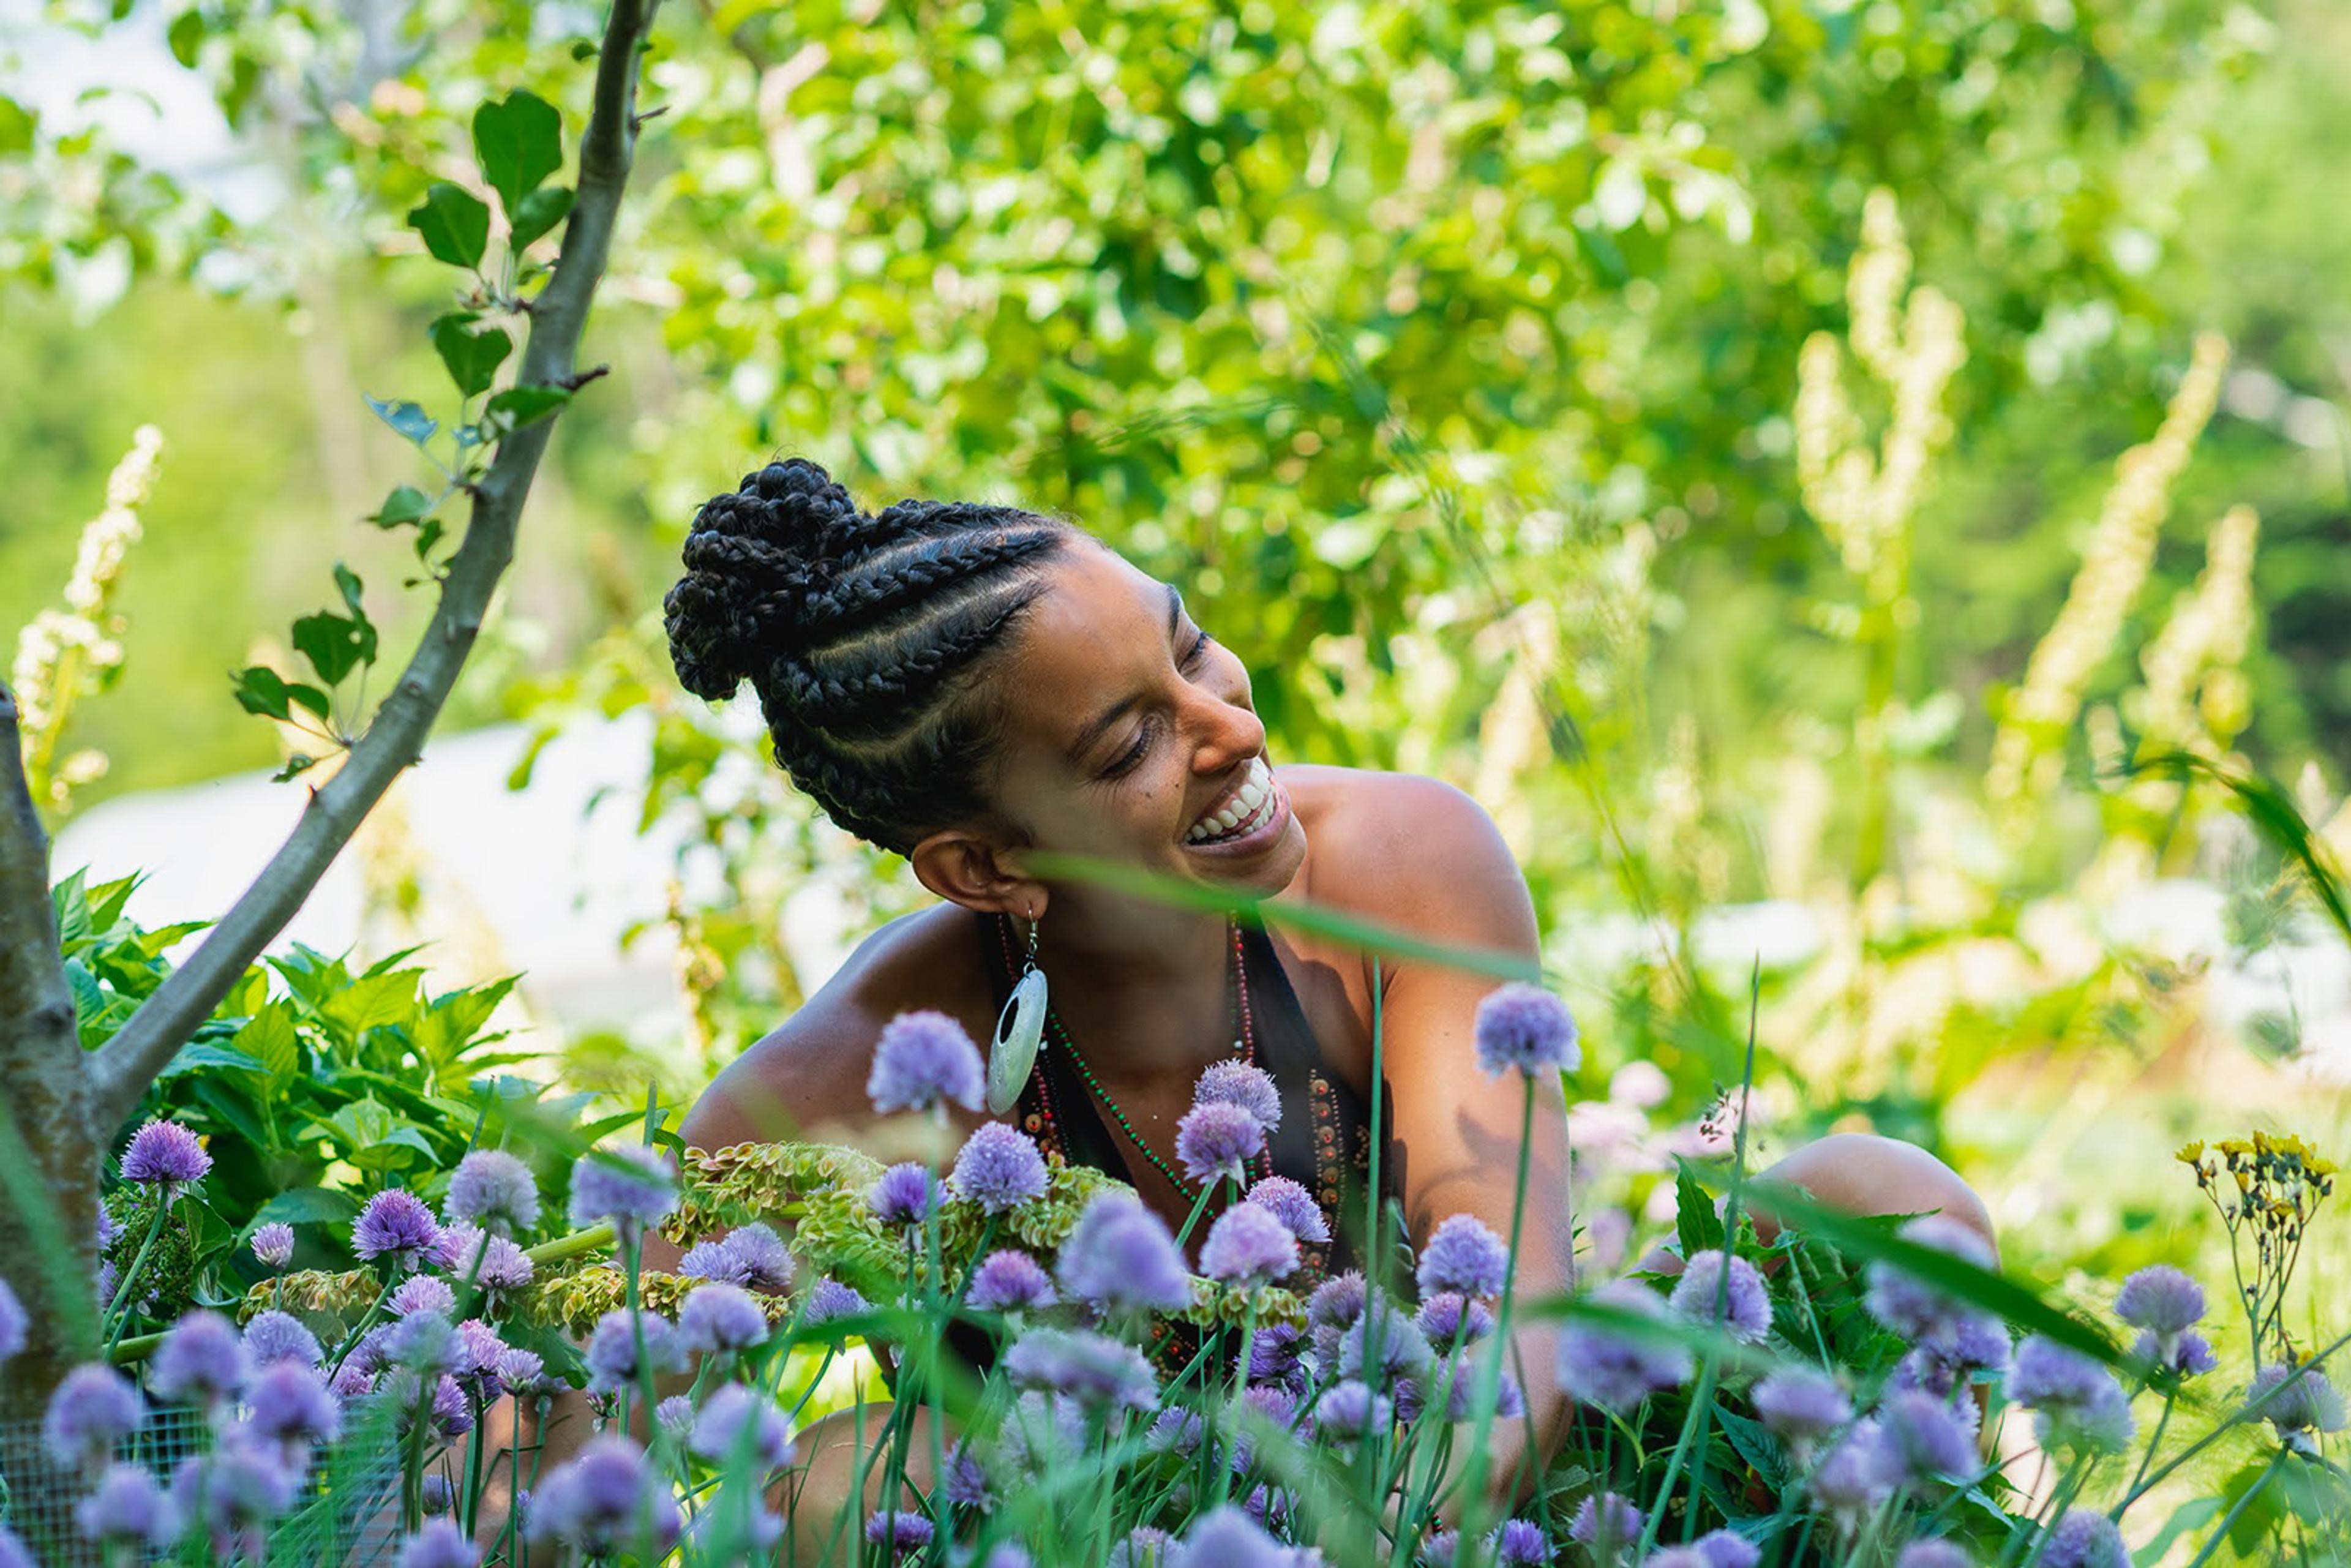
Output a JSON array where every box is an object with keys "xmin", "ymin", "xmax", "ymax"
[
  {"xmin": 1694, "ymin": 1531, "xmax": 1763, "ymax": 1568},
  {"xmin": 389, "ymin": 1277, "xmax": 458, "ymax": 1318},
  {"xmin": 1000, "ymin": 1391, "xmax": 1090, "ymax": 1471},
  {"xmin": 1338, "ymin": 1297, "xmax": 1435, "ymax": 1387},
  {"xmin": 2040, "ymin": 1510, "xmax": 2130, "ymax": 1568},
  {"xmin": 1863, "ymin": 1215, "xmax": 1998, "ymax": 1341},
  {"xmin": 171, "ymin": 1432, "xmax": 301, "ymax": 1543},
  {"xmin": 1417, "ymin": 1214, "xmax": 1510, "ymax": 1299},
  {"xmin": 2009, "ymin": 1336, "xmax": 2135, "ymax": 1451},
  {"xmin": 1243, "ymin": 1175, "xmax": 1330, "ymax": 1244},
  {"xmin": 353, "ymin": 1190, "xmax": 442, "ymax": 1273},
  {"xmin": 527, "ymin": 1435, "xmax": 681, "ymax": 1556},
  {"xmin": 151, "ymin": 1311, "xmax": 250, "ymax": 1409},
  {"xmin": 246, "ymin": 1360, "xmax": 341, "ymax": 1454},
  {"xmin": 983, "ymin": 1545, "xmax": 1033, "ymax": 1568},
  {"xmin": 1489, "ymin": 1519, "xmax": 1548, "ymax": 1566},
  {"xmin": 1178, "ymin": 1506, "xmax": 1289, "ymax": 1567},
  {"xmin": 1112, "ymin": 1526, "xmax": 1177, "ymax": 1567},
  {"xmin": 1416, "ymin": 1350, "xmax": 1526, "ymax": 1422},
  {"xmin": 686, "ymin": 1384, "xmax": 795, "ymax": 1469},
  {"xmin": 2249, "ymin": 1360, "xmax": 2349, "ymax": 1448},
  {"xmin": 1176, "ymin": 1100, "xmax": 1265, "ymax": 1185},
  {"xmin": 1566, "ymin": 1492, "xmax": 1645, "ymax": 1554},
  {"xmin": 1238, "ymin": 1321, "xmax": 1306, "ymax": 1388},
  {"xmin": 250, "ymin": 1224, "xmax": 295, "ymax": 1270},
  {"xmin": 396, "ymin": 1518, "xmax": 478, "ymax": 1568},
  {"xmin": 1877, "ymin": 1389, "xmax": 1977, "ymax": 1491},
  {"xmin": 452, "ymin": 1319, "xmax": 508, "ymax": 1397},
  {"xmin": 1307, "ymin": 1269, "xmax": 1368, "ymax": 1370},
  {"xmin": 0, "ymin": 1528, "xmax": 30, "ymax": 1568},
  {"xmin": 943, "ymin": 1439, "xmax": 993, "ymax": 1509},
  {"xmin": 1472, "ymin": 983, "xmax": 1580, "ymax": 1078},
  {"xmin": 1004, "ymin": 1327, "xmax": 1158, "ymax": 1412},
  {"xmin": 1809, "ymin": 1422, "xmax": 1894, "ymax": 1521},
  {"xmin": 2135, "ymin": 1327, "xmax": 2217, "ymax": 1379},
  {"xmin": 2113, "ymin": 1264, "xmax": 2203, "ymax": 1336},
  {"xmin": 498, "ymin": 1347, "xmax": 550, "ymax": 1396},
  {"xmin": 121, "ymin": 1119, "xmax": 211, "ymax": 1198},
  {"xmin": 1556, "ymin": 1280, "xmax": 1691, "ymax": 1411},
  {"xmin": 1752, "ymin": 1366, "xmax": 1852, "ymax": 1452},
  {"xmin": 1416, "ymin": 1291, "xmax": 1494, "ymax": 1346},
  {"xmin": 1648, "ymin": 1552, "xmax": 1711, "ymax": 1568},
  {"xmin": 865, "ymin": 1509, "xmax": 936, "ymax": 1556},
  {"xmin": 679, "ymin": 1282, "xmax": 770, "ymax": 1353},
  {"xmin": 583, "ymin": 1310, "xmax": 685, "ymax": 1392},
  {"xmin": 1895, "ymin": 1543, "xmax": 1972, "ymax": 1568},
  {"xmin": 1147, "ymin": 1406, "xmax": 1204, "ymax": 1456},
  {"xmin": 1419, "ymin": 1529, "xmax": 1461, "ymax": 1567},
  {"xmin": 1313, "ymin": 1379, "xmax": 1392, "ymax": 1439},
  {"xmin": 76, "ymin": 1462, "xmax": 178, "ymax": 1549},
  {"xmin": 1194, "ymin": 1060, "xmax": 1282, "ymax": 1130},
  {"xmin": 866, "ymin": 1010, "xmax": 985, "ymax": 1115},
  {"xmin": 443, "ymin": 1224, "xmax": 534, "ymax": 1304},
  {"xmin": 566, "ymin": 1146, "xmax": 679, "ymax": 1241},
  {"xmin": 680, "ymin": 1222, "xmax": 795, "ymax": 1292},
  {"xmin": 422, "ymin": 1474, "xmax": 454, "ymax": 1513},
  {"xmin": 869, "ymin": 1161, "xmax": 946, "ymax": 1228},
  {"xmin": 1667, "ymin": 1249, "xmax": 1773, "ymax": 1344},
  {"xmin": 1057, "ymin": 1193, "xmax": 1192, "ymax": 1311},
  {"xmin": 802, "ymin": 1278, "xmax": 871, "ymax": 1325},
  {"xmin": 328, "ymin": 1359, "xmax": 375, "ymax": 1400},
  {"xmin": 382, "ymin": 1311, "xmax": 461, "ymax": 1375},
  {"xmin": 43, "ymin": 1364, "xmax": 143, "ymax": 1470},
  {"xmin": 445, "ymin": 1149, "xmax": 540, "ymax": 1235},
  {"xmin": 1201, "ymin": 1203, "xmax": 1300, "ymax": 1286},
  {"xmin": 655, "ymin": 1394, "xmax": 698, "ymax": 1444},
  {"xmin": 967, "ymin": 1248, "xmax": 1058, "ymax": 1312}
]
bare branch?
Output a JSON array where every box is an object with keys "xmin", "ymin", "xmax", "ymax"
[
  {"xmin": 87, "ymin": 0, "xmax": 664, "ymax": 1131},
  {"xmin": 0, "ymin": 683, "xmax": 79, "ymax": 1068}
]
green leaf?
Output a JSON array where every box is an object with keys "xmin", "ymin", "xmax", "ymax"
[
  {"xmin": 252, "ymin": 1188, "xmax": 359, "ymax": 1228},
  {"xmin": 406, "ymin": 182, "xmax": 491, "ymax": 271},
  {"xmin": 1675, "ymin": 1158, "xmax": 1725, "ymax": 1261},
  {"xmin": 2222, "ymin": 1456, "xmax": 2287, "ymax": 1556},
  {"xmin": 320, "ymin": 969, "xmax": 424, "ymax": 1038},
  {"xmin": 166, "ymin": 9, "xmax": 203, "ymax": 67},
  {"xmin": 509, "ymin": 184, "xmax": 574, "ymax": 250},
  {"xmin": 332, "ymin": 563, "xmax": 368, "ymax": 623},
  {"xmin": 483, "ymin": 383, "xmax": 572, "ymax": 436},
  {"xmin": 231, "ymin": 666, "xmax": 291, "ymax": 721},
  {"xmin": 285, "ymin": 683, "xmax": 331, "ymax": 722},
  {"xmin": 365, "ymin": 396, "xmax": 439, "ymax": 448},
  {"xmin": 0, "ymin": 96, "xmax": 36, "ymax": 157},
  {"xmin": 1715, "ymin": 1406, "xmax": 1786, "ymax": 1488},
  {"xmin": 234, "ymin": 1000, "xmax": 301, "ymax": 1090},
  {"xmin": 369, "ymin": 484, "xmax": 435, "ymax": 528},
  {"xmin": 430, "ymin": 312, "xmax": 511, "ymax": 399},
  {"xmin": 272, "ymin": 754, "xmax": 318, "ymax": 783},
  {"xmin": 158, "ymin": 1041, "xmax": 267, "ymax": 1080},
  {"xmin": 473, "ymin": 90, "xmax": 564, "ymax": 220},
  {"xmin": 292, "ymin": 611, "xmax": 375, "ymax": 688}
]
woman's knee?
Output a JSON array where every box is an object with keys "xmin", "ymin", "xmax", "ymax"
[{"xmin": 1757, "ymin": 1132, "xmax": 1996, "ymax": 1261}]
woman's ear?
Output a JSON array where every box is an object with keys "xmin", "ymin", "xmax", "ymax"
[{"xmin": 907, "ymin": 829, "xmax": 1047, "ymax": 919}]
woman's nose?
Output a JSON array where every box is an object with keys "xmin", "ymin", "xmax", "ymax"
[{"xmin": 1189, "ymin": 688, "xmax": 1265, "ymax": 773}]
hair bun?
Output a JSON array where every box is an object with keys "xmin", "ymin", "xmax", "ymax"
[{"xmin": 664, "ymin": 457, "xmax": 868, "ymax": 702}]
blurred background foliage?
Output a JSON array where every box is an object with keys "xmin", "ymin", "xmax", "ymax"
[{"xmin": 7, "ymin": 0, "xmax": 2351, "ymax": 1329}]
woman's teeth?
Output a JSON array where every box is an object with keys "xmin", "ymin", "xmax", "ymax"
[{"xmin": 1185, "ymin": 758, "xmax": 1277, "ymax": 845}]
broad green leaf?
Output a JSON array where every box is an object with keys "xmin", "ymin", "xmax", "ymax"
[
  {"xmin": 406, "ymin": 182, "xmax": 491, "ymax": 271},
  {"xmin": 321, "ymin": 969, "xmax": 424, "ymax": 1038},
  {"xmin": 430, "ymin": 312, "xmax": 511, "ymax": 398},
  {"xmin": 292, "ymin": 611, "xmax": 374, "ymax": 688},
  {"xmin": 286, "ymin": 683, "xmax": 331, "ymax": 722},
  {"xmin": 483, "ymin": 383, "xmax": 572, "ymax": 436},
  {"xmin": 158, "ymin": 1041, "xmax": 266, "ymax": 1079},
  {"xmin": 234, "ymin": 1000, "xmax": 301, "ymax": 1090},
  {"xmin": 365, "ymin": 396, "xmax": 438, "ymax": 448},
  {"xmin": 1675, "ymin": 1157, "xmax": 1726, "ymax": 1261},
  {"xmin": 332, "ymin": 562, "xmax": 368, "ymax": 623},
  {"xmin": 472, "ymin": 90, "xmax": 564, "ymax": 219},
  {"xmin": 166, "ymin": 8, "xmax": 202, "ymax": 67},
  {"xmin": 231, "ymin": 665, "xmax": 291, "ymax": 721},
  {"xmin": 0, "ymin": 96, "xmax": 35, "ymax": 157},
  {"xmin": 370, "ymin": 484, "xmax": 435, "ymax": 528},
  {"xmin": 252, "ymin": 1188, "xmax": 359, "ymax": 1228},
  {"xmin": 510, "ymin": 184, "xmax": 574, "ymax": 250},
  {"xmin": 272, "ymin": 754, "xmax": 318, "ymax": 783}
]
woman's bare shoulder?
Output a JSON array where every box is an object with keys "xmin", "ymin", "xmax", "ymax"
[
  {"xmin": 1279, "ymin": 765, "xmax": 1529, "ymax": 930},
  {"xmin": 678, "ymin": 903, "xmax": 996, "ymax": 1153}
]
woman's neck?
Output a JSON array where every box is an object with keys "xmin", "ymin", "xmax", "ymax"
[{"xmin": 1029, "ymin": 895, "xmax": 1239, "ymax": 1072}]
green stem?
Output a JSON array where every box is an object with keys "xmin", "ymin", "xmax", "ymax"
[
  {"xmin": 1454, "ymin": 1078, "xmax": 1537, "ymax": 1545},
  {"xmin": 2184, "ymin": 1450, "xmax": 2290, "ymax": 1568},
  {"xmin": 101, "ymin": 1203, "xmax": 170, "ymax": 1353}
]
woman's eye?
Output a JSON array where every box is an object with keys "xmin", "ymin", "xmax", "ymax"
[
  {"xmin": 1182, "ymin": 629, "xmax": 1213, "ymax": 667},
  {"xmin": 1106, "ymin": 719, "xmax": 1156, "ymax": 778}
]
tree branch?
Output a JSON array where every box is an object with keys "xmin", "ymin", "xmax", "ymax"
[
  {"xmin": 0, "ymin": 683, "xmax": 79, "ymax": 1067},
  {"xmin": 86, "ymin": 0, "xmax": 664, "ymax": 1132}
]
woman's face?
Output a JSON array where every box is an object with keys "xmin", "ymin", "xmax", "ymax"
[{"xmin": 983, "ymin": 542, "xmax": 1308, "ymax": 898}]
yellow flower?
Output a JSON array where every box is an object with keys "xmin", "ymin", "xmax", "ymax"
[{"xmin": 2175, "ymin": 1141, "xmax": 2205, "ymax": 1166}]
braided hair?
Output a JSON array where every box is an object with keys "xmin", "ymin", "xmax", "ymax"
[{"xmin": 663, "ymin": 457, "xmax": 1079, "ymax": 855}]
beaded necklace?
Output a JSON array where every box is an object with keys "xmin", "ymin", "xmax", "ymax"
[{"xmin": 997, "ymin": 913, "xmax": 1272, "ymax": 1197}]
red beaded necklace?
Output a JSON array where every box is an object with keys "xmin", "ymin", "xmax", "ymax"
[{"xmin": 996, "ymin": 913, "xmax": 1272, "ymax": 1196}]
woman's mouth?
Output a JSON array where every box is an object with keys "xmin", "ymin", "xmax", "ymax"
[{"xmin": 1182, "ymin": 756, "xmax": 1285, "ymax": 851}]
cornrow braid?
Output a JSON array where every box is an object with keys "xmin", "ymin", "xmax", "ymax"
[{"xmin": 662, "ymin": 457, "xmax": 1080, "ymax": 855}]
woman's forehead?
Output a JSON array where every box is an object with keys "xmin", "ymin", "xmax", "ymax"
[{"xmin": 997, "ymin": 547, "xmax": 1175, "ymax": 746}]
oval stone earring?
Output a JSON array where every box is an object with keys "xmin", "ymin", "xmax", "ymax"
[{"xmin": 987, "ymin": 905, "xmax": 1048, "ymax": 1116}]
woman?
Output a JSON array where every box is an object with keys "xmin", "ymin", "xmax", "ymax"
[{"xmin": 647, "ymin": 457, "xmax": 1995, "ymax": 1528}]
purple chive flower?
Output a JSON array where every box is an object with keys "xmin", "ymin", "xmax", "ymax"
[
  {"xmin": 1420, "ymin": 1529, "xmax": 1461, "ymax": 1568},
  {"xmin": 249, "ymin": 1224, "xmax": 295, "ymax": 1271},
  {"xmin": 1194, "ymin": 1060, "xmax": 1282, "ymax": 1131},
  {"xmin": 983, "ymin": 1546, "xmax": 1033, "ymax": 1568},
  {"xmin": 1418, "ymin": 1214, "xmax": 1510, "ymax": 1299},
  {"xmin": 1057, "ymin": 1193, "xmax": 1193, "ymax": 1311},
  {"xmin": 381, "ymin": 1310, "xmax": 460, "ymax": 1375},
  {"xmin": 1694, "ymin": 1530, "xmax": 1763, "ymax": 1568},
  {"xmin": 1112, "ymin": 1526, "xmax": 1177, "ymax": 1568},
  {"xmin": 445, "ymin": 1149, "xmax": 541, "ymax": 1234},
  {"xmin": 944, "ymin": 1440, "xmax": 994, "ymax": 1509},
  {"xmin": 1895, "ymin": 1543, "xmax": 1973, "ymax": 1568},
  {"xmin": 150, "ymin": 1311, "xmax": 250, "ymax": 1408},
  {"xmin": 1179, "ymin": 1507, "xmax": 1288, "ymax": 1566},
  {"xmin": 528, "ymin": 1435, "xmax": 681, "ymax": 1556},
  {"xmin": 866, "ymin": 1009, "xmax": 985, "ymax": 1116},
  {"xmin": 1752, "ymin": 1366, "xmax": 1853, "ymax": 1450},
  {"xmin": 565, "ymin": 1145, "xmax": 678, "ymax": 1239},
  {"xmin": 121, "ymin": 1119, "xmax": 211, "ymax": 1195},
  {"xmin": 0, "ymin": 1278, "xmax": 21, "ymax": 1367},
  {"xmin": 1147, "ymin": 1406, "xmax": 1203, "ymax": 1455},
  {"xmin": 967, "ymin": 1248, "xmax": 1058, "ymax": 1312},
  {"xmin": 1877, "ymin": 1389, "xmax": 1978, "ymax": 1491},
  {"xmin": 1648, "ymin": 1552, "xmax": 1712, "ymax": 1568},
  {"xmin": 1864, "ymin": 1215, "xmax": 1997, "ymax": 1341},
  {"xmin": 246, "ymin": 1360, "xmax": 341, "ymax": 1451},
  {"xmin": 1176, "ymin": 1100, "xmax": 1265, "ymax": 1185},
  {"xmin": 497, "ymin": 1347, "xmax": 550, "ymax": 1395},
  {"xmin": 453, "ymin": 1319, "xmax": 508, "ymax": 1394},
  {"xmin": 1201, "ymin": 1203, "xmax": 1300, "ymax": 1286},
  {"xmin": 655, "ymin": 1395, "xmax": 697, "ymax": 1444},
  {"xmin": 949, "ymin": 1122, "xmax": 1051, "ymax": 1212},
  {"xmin": 173, "ymin": 1432, "xmax": 301, "ymax": 1538},
  {"xmin": 1809, "ymin": 1421, "xmax": 1894, "ymax": 1519},
  {"xmin": 679, "ymin": 1223, "xmax": 795, "ymax": 1292},
  {"xmin": 1242, "ymin": 1176, "xmax": 1330, "ymax": 1245},
  {"xmin": 2010, "ymin": 1336, "xmax": 2136, "ymax": 1451},
  {"xmin": 584, "ymin": 1310, "xmax": 684, "ymax": 1392},
  {"xmin": 43, "ymin": 1363, "xmax": 143, "ymax": 1469},
  {"xmin": 421, "ymin": 1474, "xmax": 454, "ymax": 1514},
  {"xmin": 1556, "ymin": 1280, "xmax": 1691, "ymax": 1411},
  {"xmin": 1669, "ymin": 1250, "xmax": 1774, "ymax": 1344},
  {"xmin": 1308, "ymin": 1270, "xmax": 1369, "ymax": 1337},
  {"xmin": 2041, "ymin": 1509, "xmax": 2130, "ymax": 1568},
  {"xmin": 1315, "ymin": 1378, "xmax": 1393, "ymax": 1439},
  {"xmin": 691, "ymin": 1384, "xmax": 796, "ymax": 1469},
  {"xmin": 1472, "ymin": 983, "xmax": 1580, "ymax": 1078},
  {"xmin": 389, "ymin": 1277, "xmax": 458, "ymax": 1319},
  {"xmin": 1417, "ymin": 1291, "xmax": 1496, "ymax": 1346},
  {"xmin": 353, "ymin": 1190, "xmax": 442, "ymax": 1272},
  {"xmin": 869, "ymin": 1162, "xmax": 945, "ymax": 1228},
  {"xmin": 443, "ymin": 1225, "xmax": 534, "ymax": 1302},
  {"xmin": 1338, "ymin": 1297, "xmax": 1436, "ymax": 1387},
  {"xmin": 865, "ymin": 1509, "xmax": 936, "ymax": 1556},
  {"xmin": 2136, "ymin": 1327, "xmax": 2217, "ymax": 1379},
  {"xmin": 802, "ymin": 1278, "xmax": 870, "ymax": 1325},
  {"xmin": 1237, "ymin": 1321, "xmax": 1306, "ymax": 1388},
  {"xmin": 1004, "ymin": 1327, "xmax": 1159, "ymax": 1411},
  {"xmin": 1490, "ymin": 1520, "xmax": 1548, "ymax": 1566},
  {"xmin": 1567, "ymin": 1492, "xmax": 1645, "ymax": 1553},
  {"xmin": 2115, "ymin": 1264, "xmax": 2205, "ymax": 1349},
  {"xmin": 2250, "ymin": 1361, "xmax": 2349, "ymax": 1444},
  {"xmin": 680, "ymin": 1282, "xmax": 770, "ymax": 1353},
  {"xmin": 76, "ymin": 1461, "xmax": 179, "ymax": 1548},
  {"xmin": 396, "ymin": 1518, "xmax": 476, "ymax": 1568}
]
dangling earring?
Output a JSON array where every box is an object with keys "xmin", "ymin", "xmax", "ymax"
[{"xmin": 988, "ymin": 903, "xmax": 1048, "ymax": 1116}]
